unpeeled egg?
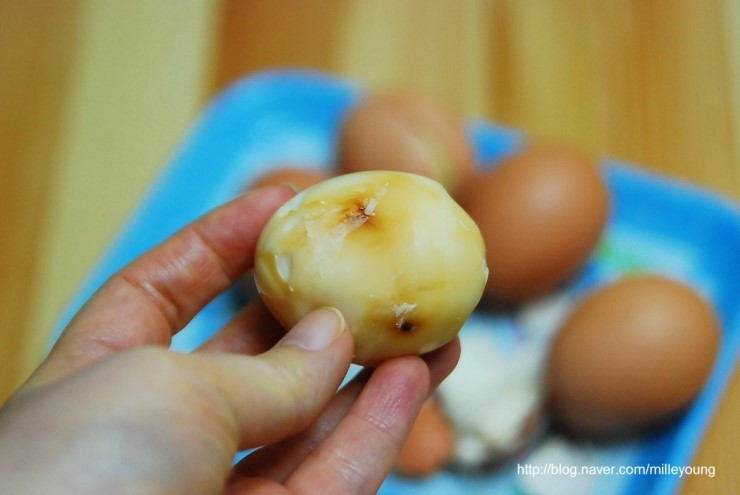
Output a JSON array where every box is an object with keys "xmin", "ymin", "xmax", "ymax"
[
  {"xmin": 458, "ymin": 143, "xmax": 610, "ymax": 303},
  {"xmin": 396, "ymin": 399, "xmax": 456, "ymax": 478},
  {"xmin": 337, "ymin": 90, "xmax": 475, "ymax": 193},
  {"xmin": 546, "ymin": 274, "xmax": 720, "ymax": 438}
]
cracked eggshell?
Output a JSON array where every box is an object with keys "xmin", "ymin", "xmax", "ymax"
[
  {"xmin": 437, "ymin": 328, "xmax": 546, "ymax": 469},
  {"xmin": 254, "ymin": 170, "xmax": 488, "ymax": 365}
]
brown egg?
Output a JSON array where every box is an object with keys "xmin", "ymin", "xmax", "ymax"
[
  {"xmin": 546, "ymin": 275, "xmax": 720, "ymax": 438},
  {"xmin": 249, "ymin": 166, "xmax": 330, "ymax": 192},
  {"xmin": 336, "ymin": 90, "xmax": 475, "ymax": 193},
  {"xmin": 457, "ymin": 142, "xmax": 609, "ymax": 303},
  {"xmin": 396, "ymin": 398, "xmax": 456, "ymax": 477}
]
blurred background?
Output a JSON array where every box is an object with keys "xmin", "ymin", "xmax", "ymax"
[{"xmin": 1, "ymin": 1, "xmax": 737, "ymax": 492}]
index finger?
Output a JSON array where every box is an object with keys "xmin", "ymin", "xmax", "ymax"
[{"xmin": 29, "ymin": 185, "xmax": 294, "ymax": 388}]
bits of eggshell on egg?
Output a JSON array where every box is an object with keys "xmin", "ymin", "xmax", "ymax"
[
  {"xmin": 254, "ymin": 170, "xmax": 487, "ymax": 365},
  {"xmin": 242, "ymin": 89, "xmax": 721, "ymax": 478},
  {"xmin": 237, "ymin": 166, "xmax": 333, "ymax": 302}
]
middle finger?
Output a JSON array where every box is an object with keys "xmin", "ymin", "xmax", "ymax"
[{"xmin": 232, "ymin": 338, "xmax": 460, "ymax": 483}]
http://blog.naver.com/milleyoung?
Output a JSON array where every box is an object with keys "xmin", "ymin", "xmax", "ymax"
[{"xmin": 516, "ymin": 462, "xmax": 716, "ymax": 479}]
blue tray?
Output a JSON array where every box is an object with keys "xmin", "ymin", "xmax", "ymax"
[{"xmin": 53, "ymin": 70, "xmax": 740, "ymax": 495}]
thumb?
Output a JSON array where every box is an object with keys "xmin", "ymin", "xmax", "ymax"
[{"xmin": 191, "ymin": 307, "xmax": 354, "ymax": 449}]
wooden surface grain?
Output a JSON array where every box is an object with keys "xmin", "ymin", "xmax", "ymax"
[
  {"xmin": 0, "ymin": 0, "xmax": 84, "ymax": 401},
  {"xmin": 1, "ymin": 1, "xmax": 737, "ymax": 493}
]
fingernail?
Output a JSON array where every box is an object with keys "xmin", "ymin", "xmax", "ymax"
[
  {"xmin": 280, "ymin": 307, "xmax": 346, "ymax": 351},
  {"xmin": 279, "ymin": 182, "xmax": 301, "ymax": 194}
]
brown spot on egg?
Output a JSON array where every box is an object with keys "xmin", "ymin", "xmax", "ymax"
[
  {"xmin": 397, "ymin": 320, "xmax": 416, "ymax": 332},
  {"xmin": 343, "ymin": 199, "xmax": 375, "ymax": 227}
]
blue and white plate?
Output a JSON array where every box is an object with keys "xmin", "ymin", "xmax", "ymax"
[{"xmin": 53, "ymin": 70, "xmax": 740, "ymax": 495}]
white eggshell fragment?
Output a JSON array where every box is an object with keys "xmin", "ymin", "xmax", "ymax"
[
  {"xmin": 438, "ymin": 326, "xmax": 545, "ymax": 467},
  {"xmin": 254, "ymin": 170, "xmax": 488, "ymax": 365}
]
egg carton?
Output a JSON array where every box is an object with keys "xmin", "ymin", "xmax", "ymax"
[{"xmin": 52, "ymin": 70, "xmax": 740, "ymax": 495}]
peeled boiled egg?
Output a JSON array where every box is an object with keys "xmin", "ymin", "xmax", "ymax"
[
  {"xmin": 254, "ymin": 170, "xmax": 487, "ymax": 365},
  {"xmin": 336, "ymin": 90, "xmax": 475, "ymax": 193},
  {"xmin": 457, "ymin": 142, "xmax": 610, "ymax": 303},
  {"xmin": 546, "ymin": 274, "xmax": 720, "ymax": 438}
]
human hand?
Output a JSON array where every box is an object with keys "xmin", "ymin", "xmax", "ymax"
[{"xmin": 0, "ymin": 186, "xmax": 460, "ymax": 495}]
